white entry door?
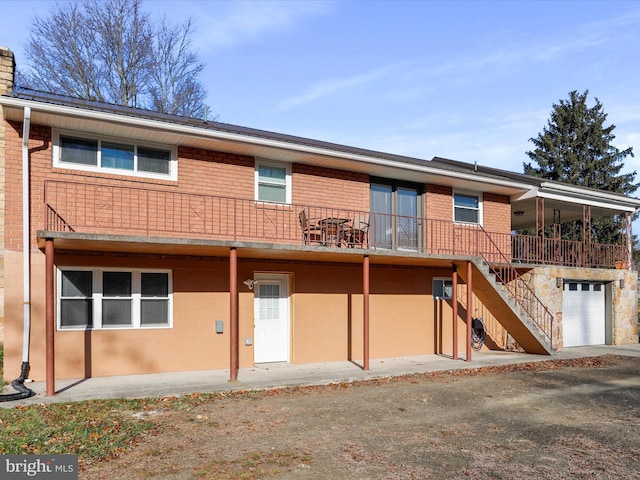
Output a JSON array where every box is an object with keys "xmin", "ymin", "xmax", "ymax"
[
  {"xmin": 254, "ymin": 275, "xmax": 290, "ymax": 363},
  {"xmin": 563, "ymin": 282, "xmax": 606, "ymax": 347}
]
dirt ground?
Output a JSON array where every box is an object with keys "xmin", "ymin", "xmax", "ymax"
[{"xmin": 82, "ymin": 355, "xmax": 640, "ymax": 480}]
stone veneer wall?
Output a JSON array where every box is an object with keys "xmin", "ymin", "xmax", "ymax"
[
  {"xmin": 0, "ymin": 46, "xmax": 14, "ymax": 323},
  {"xmin": 519, "ymin": 266, "xmax": 638, "ymax": 350}
]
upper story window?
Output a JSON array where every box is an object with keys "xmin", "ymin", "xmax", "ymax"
[
  {"xmin": 53, "ymin": 130, "xmax": 178, "ymax": 181},
  {"xmin": 454, "ymin": 191, "xmax": 482, "ymax": 224},
  {"xmin": 255, "ymin": 160, "xmax": 291, "ymax": 203}
]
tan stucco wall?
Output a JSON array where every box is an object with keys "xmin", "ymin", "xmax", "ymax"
[
  {"xmin": 520, "ymin": 266, "xmax": 638, "ymax": 349},
  {"xmin": 3, "ymin": 249, "xmax": 475, "ymax": 380}
]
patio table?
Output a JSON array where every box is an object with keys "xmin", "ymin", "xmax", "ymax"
[{"xmin": 318, "ymin": 217, "xmax": 350, "ymax": 246}]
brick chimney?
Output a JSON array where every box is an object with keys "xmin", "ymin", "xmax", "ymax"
[{"xmin": 0, "ymin": 46, "xmax": 15, "ymax": 96}]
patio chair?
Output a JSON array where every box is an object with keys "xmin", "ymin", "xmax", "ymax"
[
  {"xmin": 299, "ymin": 209, "xmax": 323, "ymax": 245},
  {"xmin": 347, "ymin": 215, "xmax": 369, "ymax": 248}
]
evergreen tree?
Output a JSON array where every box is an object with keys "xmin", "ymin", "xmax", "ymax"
[{"xmin": 524, "ymin": 90, "xmax": 637, "ymax": 244}]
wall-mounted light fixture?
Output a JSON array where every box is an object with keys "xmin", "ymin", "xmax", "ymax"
[
  {"xmin": 556, "ymin": 278, "xmax": 563, "ymax": 288},
  {"xmin": 514, "ymin": 211, "xmax": 525, "ymax": 217},
  {"xmin": 619, "ymin": 278, "xmax": 625, "ymax": 289}
]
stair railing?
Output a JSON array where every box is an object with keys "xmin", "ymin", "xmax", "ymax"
[{"xmin": 455, "ymin": 224, "xmax": 554, "ymax": 344}]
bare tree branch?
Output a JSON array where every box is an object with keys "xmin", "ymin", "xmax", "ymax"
[
  {"xmin": 148, "ymin": 17, "xmax": 207, "ymax": 117},
  {"xmin": 21, "ymin": 0, "xmax": 208, "ymax": 117}
]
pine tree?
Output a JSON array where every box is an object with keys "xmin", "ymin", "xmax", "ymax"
[{"xmin": 524, "ymin": 90, "xmax": 637, "ymax": 244}]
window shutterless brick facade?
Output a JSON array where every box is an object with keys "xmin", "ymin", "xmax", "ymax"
[
  {"xmin": 3, "ymin": 47, "xmax": 637, "ymax": 383},
  {"xmin": 3, "ymin": 120, "xmax": 517, "ymax": 257}
]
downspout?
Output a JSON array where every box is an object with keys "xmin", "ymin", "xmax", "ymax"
[{"xmin": 1, "ymin": 106, "xmax": 35, "ymax": 401}]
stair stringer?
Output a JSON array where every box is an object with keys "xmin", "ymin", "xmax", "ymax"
[{"xmin": 458, "ymin": 259, "xmax": 555, "ymax": 355}]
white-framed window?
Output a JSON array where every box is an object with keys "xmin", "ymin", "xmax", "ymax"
[
  {"xmin": 453, "ymin": 191, "xmax": 482, "ymax": 225},
  {"xmin": 433, "ymin": 277, "xmax": 453, "ymax": 300},
  {"xmin": 53, "ymin": 129, "xmax": 178, "ymax": 181},
  {"xmin": 255, "ymin": 159, "xmax": 291, "ymax": 203},
  {"xmin": 57, "ymin": 268, "xmax": 173, "ymax": 330}
]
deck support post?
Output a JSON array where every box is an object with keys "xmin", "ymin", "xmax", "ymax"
[
  {"xmin": 623, "ymin": 212, "xmax": 633, "ymax": 268},
  {"xmin": 536, "ymin": 197, "xmax": 545, "ymax": 262},
  {"xmin": 466, "ymin": 260, "xmax": 472, "ymax": 362},
  {"xmin": 452, "ymin": 263, "xmax": 458, "ymax": 360},
  {"xmin": 45, "ymin": 238, "xmax": 55, "ymax": 396},
  {"xmin": 229, "ymin": 247, "xmax": 239, "ymax": 381},
  {"xmin": 583, "ymin": 205, "xmax": 592, "ymax": 266},
  {"xmin": 363, "ymin": 255, "xmax": 370, "ymax": 371}
]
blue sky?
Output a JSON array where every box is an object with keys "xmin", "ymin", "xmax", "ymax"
[{"xmin": 2, "ymin": 0, "xmax": 640, "ymax": 179}]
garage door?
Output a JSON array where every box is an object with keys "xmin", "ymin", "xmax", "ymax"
[{"xmin": 562, "ymin": 282, "xmax": 605, "ymax": 347}]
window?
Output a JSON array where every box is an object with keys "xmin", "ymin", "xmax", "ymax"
[
  {"xmin": 57, "ymin": 268, "xmax": 172, "ymax": 330},
  {"xmin": 255, "ymin": 160, "xmax": 291, "ymax": 203},
  {"xmin": 54, "ymin": 130, "xmax": 177, "ymax": 180},
  {"xmin": 61, "ymin": 136, "xmax": 98, "ymax": 166},
  {"xmin": 433, "ymin": 278, "xmax": 453, "ymax": 300},
  {"xmin": 141, "ymin": 272, "xmax": 170, "ymax": 325},
  {"xmin": 454, "ymin": 191, "xmax": 482, "ymax": 224},
  {"xmin": 101, "ymin": 142, "xmax": 134, "ymax": 170},
  {"xmin": 60, "ymin": 270, "xmax": 93, "ymax": 327},
  {"xmin": 102, "ymin": 272, "xmax": 133, "ymax": 326}
]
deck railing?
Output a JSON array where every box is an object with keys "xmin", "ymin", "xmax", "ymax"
[{"xmin": 43, "ymin": 180, "xmax": 626, "ymax": 268}]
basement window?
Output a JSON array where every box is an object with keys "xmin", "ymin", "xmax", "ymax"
[
  {"xmin": 433, "ymin": 278, "xmax": 453, "ymax": 300},
  {"xmin": 58, "ymin": 268, "xmax": 172, "ymax": 330}
]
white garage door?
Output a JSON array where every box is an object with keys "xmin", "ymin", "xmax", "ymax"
[{"xmin": 562, "ymin": 282, "xmax": 605, "ymax": 347}]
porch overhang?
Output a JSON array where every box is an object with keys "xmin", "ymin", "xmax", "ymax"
[
  {"xmin": 36, "ymin": 230, "xmax": 467, "ymax": 269},
  {"xmin": 510, "ymin": 183, "xmax": 640, "ymax": 230}
]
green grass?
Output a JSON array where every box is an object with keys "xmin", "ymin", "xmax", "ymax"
[
  {"xmin": 0, "ymin": 392, "xmax": 237, "ymax": 463},
  {"xmin": 0, "ymin": 399, "xmax": 156, "ymax": 460}
]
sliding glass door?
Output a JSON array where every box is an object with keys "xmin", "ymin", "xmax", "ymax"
[
  {"xmin": 371, "ymin": 180, "xmax": 422, "ymax": 250},
  {"xmin": 397, "ymin": 186, "xmax": 419, "ymax": 250}
]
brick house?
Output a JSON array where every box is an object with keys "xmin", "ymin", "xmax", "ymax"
[{"xmin": 1, "ymin": 47, "xmax": 638, "ymax": 395}]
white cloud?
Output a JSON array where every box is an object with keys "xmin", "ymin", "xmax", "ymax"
[
  {"xmin": 275, "ymin": 62, "xmax": 409, "ymax": 111},
  {"xmin": 193, "ymin": 0, "xmax": 332, "ymax": 50},
  {"xmin": 278, "ymin": 12, "xmax": 632, "ymax": 114}
]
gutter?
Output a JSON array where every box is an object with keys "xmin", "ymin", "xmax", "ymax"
[
  {"xmin": 539, "ymin": 181, "xmax": 640, "ymax": 209},
  {"xmin": 514, "ymin": 183, "xmax": 640, "ymax": 212},
  {"xmin": 1, "ymin": 105, "xmax": 35, "ymax": 401},
  {"xmin": 0, "ymin": 96, "xmax": 535, "ymax": 192}
]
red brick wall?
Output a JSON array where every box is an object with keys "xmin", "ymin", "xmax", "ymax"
[
  {"xmin": 292, "ymin": 164, "xmax": 369, "ymax": 212},
  {"xmin": 3, "ymin": 122, "xmax": 378, "ymax": 251},
  {"xmin": 178, "ymin": 146, "xmax": 254, "ymax": 198},
  {"xmin": 482, "ymin": 192, "xmax": 511, "ymax": 233},
  {"xmin": 4, "ymin": 121, "xmax": 514, "ymax": 252},
  {"xmin": 426, "ymin": 184, "xmax": 452, "ymax": 221},
  {"xmin": 5, "ymin": 122, "xmax": 52, "ymax": 252}
]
